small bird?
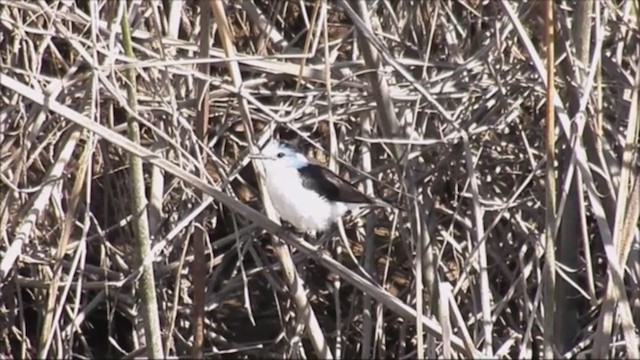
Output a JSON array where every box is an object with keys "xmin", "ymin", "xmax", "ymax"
[{"xmin": 250, "ymin": 141, "xmax": 393, "ymax": 232}]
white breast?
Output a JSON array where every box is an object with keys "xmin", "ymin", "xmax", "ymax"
[{"xmin": 262, "ymin": 166, "xmax": 356, "ymax": 231}]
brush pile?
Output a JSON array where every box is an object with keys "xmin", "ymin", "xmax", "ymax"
[{"xmin": 1, "ymin": 0, "xmax": 638, "ymax": 358}]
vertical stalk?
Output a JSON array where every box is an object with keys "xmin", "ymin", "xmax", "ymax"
[
  {"xmin": 120, "ymin": 8, "xmax": 165, "ymax": 359},
  {"xmin": 191, "ymin": 1, "xmax": 211, "ymax": 358},
  {"xmin": 543, "ymin": 0, "xmax": 557, "ymax": 358}
]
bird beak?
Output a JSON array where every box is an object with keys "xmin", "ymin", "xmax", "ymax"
[{"xmin": 248, "ymin": 154, "xmax": 271, "ymax": 160}]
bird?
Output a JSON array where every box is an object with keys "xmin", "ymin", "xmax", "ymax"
[{"xmin": 250, "ymin": 140, "xmax": 394, "ymax": 232}]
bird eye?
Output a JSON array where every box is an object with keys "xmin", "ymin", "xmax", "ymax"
[{"xmin": 276, "ymin": 152, "xmax": 285, "ymax": 158}]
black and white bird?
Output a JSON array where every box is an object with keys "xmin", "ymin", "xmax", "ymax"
[{"xmin": 250, "ymin": 141, "xmax": 393, "ymax": 232}]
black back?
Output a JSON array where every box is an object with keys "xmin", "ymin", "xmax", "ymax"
[{"xmin": 298, "ymin": 164, "xmax": 373, "ymax": 204}]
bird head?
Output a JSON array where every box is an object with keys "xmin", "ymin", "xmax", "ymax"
[{"xmin": 250, "ymin": 141, "xmax": 309, "ymax": 170}]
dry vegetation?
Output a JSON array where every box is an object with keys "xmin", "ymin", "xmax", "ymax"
[{"xmin": 1, "ymin": 0, "xmax": 639, "ymax": 359}]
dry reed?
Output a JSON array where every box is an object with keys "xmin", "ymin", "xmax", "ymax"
[{"xmin": 0, "ymin": 0, "xmax": 638, "ymax": 358}]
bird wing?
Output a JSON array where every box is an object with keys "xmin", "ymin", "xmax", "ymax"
[{"xmin": 298, "ymin": 164, "xmax": 374, "ymax": 204}]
